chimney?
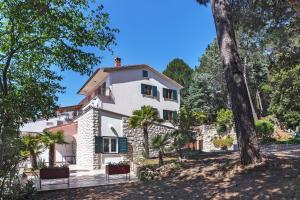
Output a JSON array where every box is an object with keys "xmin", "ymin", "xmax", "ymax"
[{"xmin": 114, "ymin": 57, "xmax": 121, "ymax": 68}]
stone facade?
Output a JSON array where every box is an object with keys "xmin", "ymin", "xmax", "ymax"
[
  {"xmin": 194, "ymin": 125, "xmax": 238, "ymax": 152},
  {"xmin": 122, "ymin": 118, "xmax": 174, "ymax": 162},
  {"xmin": 76, "ymin": 107, "xmax": 101, "ymax": 170}
]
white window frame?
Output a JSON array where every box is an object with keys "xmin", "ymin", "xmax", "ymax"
[{"xmin": 103, "ymin": 137, "xmax": 118, "ymax": 154}]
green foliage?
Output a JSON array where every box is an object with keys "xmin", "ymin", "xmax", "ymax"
[
  {"xmin": 21, "ymin": 134, "xmax": 45, "ymax": 169},
  {"xmin": 186, "ymin": 39, "xmax": 228, "ymax": 121},
  {"xmin": 216, "ymin": 109, "xmax": 233, "ymax": 133},
  {"xmin": 37, "ymin": 158, "xmax": 47, "ymax": 170},
  {"xmin": 212, "ymin": 136, "xmax": 234, "ymax": 150},
  {"xmin": 151, "ymin": 133, "xmax": 170, "ymax": 151},
  {"xmin": 129, "ymin": 106, "xmax": 161, "ymax": 158},
  {"xmin": 0, "ymin": 1, "xmax": 117, "ymax": 193},
  {"xmin": 129, "ymin": 106, "xmax": 160, "ymax": 128},
  {"xmin": 40, "ymin": 131, "xmax": 68, "ymax": 147},
  {"xmin": 2, "ymin": 180, "xmax": 37, "ymax": 200},
  {"xmin": 269, "ymin": 65, "xmax": 300, "ymax": 130},
  {"xmin": 40, "ymin": 130, "xmax": 67, "ymax": 167},
  {"xmin": 255, "ymin": 119, "xmax": 275, "ymax": 139},
  {"xmin": 0, "ymin": 0, "xmax": 117, "ymax": 124},
  {"xmin": 0, "ymin": 132, "xmax": 27, "ymax": 197},
  {"xmin": 163, "ymin": 58, "xmax": 193, "ymax": 101}
]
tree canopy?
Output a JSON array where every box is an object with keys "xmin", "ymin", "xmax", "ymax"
[{"xmin": 163, "ymin": 58, "xmax": 193, "ymax": 102}]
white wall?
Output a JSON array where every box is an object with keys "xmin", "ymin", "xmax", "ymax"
[
  {"xmin": 100, "ymin": 110, "xmax": 124, "ymax": 165},
  {"xmin": 20, "ymin": 111, "xmax": 74, "ymax": 133},
  {"xmin": 96, "ymin": 68, "xmax": 181, "ymax": 118},
  {"xmin": 100, "ymin": 111, "xmax": 123, "ymax": 137}
]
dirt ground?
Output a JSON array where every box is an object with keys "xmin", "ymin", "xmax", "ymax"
[{"xmin": 37, "ymin": 149, "xmax": 300, "ymax": 200}]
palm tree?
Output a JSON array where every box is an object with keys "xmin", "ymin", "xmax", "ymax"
[
  {"xmin": 171, "ymin": 106, "xmax": 200, "ymax": 159},
  {"xmin": 128, "ymin": 106, "xmax": 161, "ymax": 159},
  {"xmin": 151, "ymin": 133, "xmax": 170, "ymax": 166},
  {"xmin": 21, "ymin": 134, "xmax": 44, "ymax": 169},
  {"xmin": 40, "ymin": 130, "xmax": 68, "ymax": 167}
]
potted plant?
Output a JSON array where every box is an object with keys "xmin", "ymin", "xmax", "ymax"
[{"xmin": 39, "ymin": 130, "xmax": 70, "ymax": 188}]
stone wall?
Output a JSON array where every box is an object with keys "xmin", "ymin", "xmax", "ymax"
[
  {"xmin": 76, "ymin": 107, "xmax": 101, "ymax": 170},
  {"xmin": 194, "ymin": 125, "xmax": 238, "ymax": 152},
  {"xmin": 122, "ymin": 118, "xmax": 174, "ymax": 161}
]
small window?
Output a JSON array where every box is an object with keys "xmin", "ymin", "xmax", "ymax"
[
  {"xmin": 163, "ymin": 88, "xmax": 178, "ymax": 100},
  {"xmin": 103, "ymin": 137, "xmax": 118, "ymax": 153},
  {"xmin": 103, "ymin": 138, "xmax": 110, "ymax": 153},
  {"xmin": 166, "ymin": 90, "xmax": 173, "ymax": 99},
  {"xmin": 163, "ymin": 110, "xmax": 177, "ymax": 121},
  {"xmin": 145, "ymin": 85, "xmax": 152, "ymax": 96},
  {"xmin": 142, "ymin": 70, "xmax": 148, "ymax": 78},
  {"xmin": 111, "ymin": 138, "xmax": 117, "ymax": 153},
  {"xmin": 141, "ymin": 84, "xmax": 157, "ymax": 97}
]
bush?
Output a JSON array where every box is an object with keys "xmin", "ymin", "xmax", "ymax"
[
  {"xmin": 255, "ymin": 119, "xmax": 275, "ymax": 139},
  {"xmin": 212, "ymin": 136, "xmax": 234, "ymax": 150},
  {"xmin": 216, "ymin": 109, "xmax": 233, "ymax": 133}
]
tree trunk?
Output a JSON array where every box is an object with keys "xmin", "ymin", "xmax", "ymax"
[
  {"xmin": 30, "ymin": 149, "xmax": 38, "ymax": 169},
  {"xmin": 178, "ymin": 148, "xmax": 183, "ymax": 159},
  {"xmin": 243, "ymin": 57, "xmax": 258, "ymax": 120},
  {"xmin": 211, "ymin": 0, "xmax": 262, "ymax": 165},
  {"xmin": 49, "ymin": 144, "xmax": 55, "ymax": 167},
  {"xmin": 143, "ymin": 126, "xmax": 150, "ymax": 159},
  {"xmin": 0, "ymin": 126, "xmax": 3, "ymax": 169},
  {"xmin": 158, "ymin": 150, "xmax": 163, "ymax": 166}
]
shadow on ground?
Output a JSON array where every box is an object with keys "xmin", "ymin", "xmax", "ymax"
[{"xmin": 37, "ymin": 151, "xmax": 300, "ymax": 200}]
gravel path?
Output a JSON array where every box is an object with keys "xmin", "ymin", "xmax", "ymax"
[{"xmin": 37, "ymin": 150, "xmax": 300, "ymax": 200}]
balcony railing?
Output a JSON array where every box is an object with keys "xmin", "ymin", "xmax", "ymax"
[{"xmin": 97, "ymin": 87, "xmax": 112, "ymax": 98}]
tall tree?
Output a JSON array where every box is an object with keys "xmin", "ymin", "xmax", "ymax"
[
  {"xmin": 197, "ymin": 0, "xmax": 262, "ymax": 165},
  {"xmin": 163, "ymin": 58, "xmax": 193, "ymax": 102},
  {"xmin": 0, "ymin": 0, "xmax": 117, "ymax": 167},
  {"xmin": 269, "ymin": 65, "xmax": 300, "ymax": 130},
  {"xmin": 187, "ymin": 39, "xmax": 228, "ymax": 121},
  {"xmin": 128, "ymin": 106, "xmax": 161, "ymax": 159}
]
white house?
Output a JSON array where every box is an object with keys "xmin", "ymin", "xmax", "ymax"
[
  {"xmin": 75, "ymin": 58, "xmax": 182, "ymax": 169},
  {"xmin": 20, "ymin": 58, "xmax": 183, "ymax": 170}
]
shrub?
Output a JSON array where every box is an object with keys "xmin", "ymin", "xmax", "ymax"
[
  {"xmin": 255, "ymin": 119, "xmax": 275, "ymax": 139},
  {"xmin": 216, "ymin": 109, "xmax": 233, "ymax": 133},
  {"xmin": 212, "ymin": 136, "xmax": 234, "ymax": 150}
]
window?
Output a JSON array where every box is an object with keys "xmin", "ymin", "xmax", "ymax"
[
  {"xmin": 166, "ymin": 89, "xmax": 173, "ymax": 99},
  {"xmin": 145, "ymin": 85, "xmax": 152, "ymax": 96},
  {"xmin": 141, "ymin": 84, "xmax": 157, "ymax": 97},
  {"xmin": 103, "ymin": 137, "xmax": 118, "ymax": 153},
  {"xmin": 163, "ymin": 110, "xmax": 177, "ymax": 121},
  {"xmin": 163, "ymin": 88, "xmax": 178, "ymax": 100},
  {"xmin": 142, "ymin": 70, "xmax": 148, "ymax": 78}
]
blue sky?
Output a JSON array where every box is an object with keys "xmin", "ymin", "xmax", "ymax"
[{"xmin": 58, "ymin": 0, "xmax": 216, "ymax": 106}]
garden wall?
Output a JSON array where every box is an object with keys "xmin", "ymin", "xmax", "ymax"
[
  {"xmin": 194, "ymin": 125, "xmax": 238, "ymax": 152},
  {"xmin": 122, "ymin": 118, "xmax": 174, "ymax": 162}
]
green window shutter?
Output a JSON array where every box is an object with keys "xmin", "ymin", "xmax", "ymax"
[
  {"xmin": 163, "ymin": 88, "xmax": 167, "ymax": 98},
  {"xmin": 173, "ymin": 90, "xmax": 178, "ymax": 100},
  {"xmin": 152, "ymin": 86, "xmax": 157, "ymax": 97},
  {"xmin": 163, "ymin": 110, "xmax": 168, "ymax": 120},
  {"xmin": 95, "ymin": 136, "xmax": 102, "ymax": 153},
  {"xmin": 142, "ymin": 70, "xmax": 148, "ymax": 78},
  {"xmin": 141, "ymin": 84, "xmax": 146, "ymax": 95},
  {"xmin": 118, "ymin": 137, "xmax": 128, "ymax": 153},
  {"xmin": 173, "ymin": 111, "xmax": 178, "ymax": 120}
]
